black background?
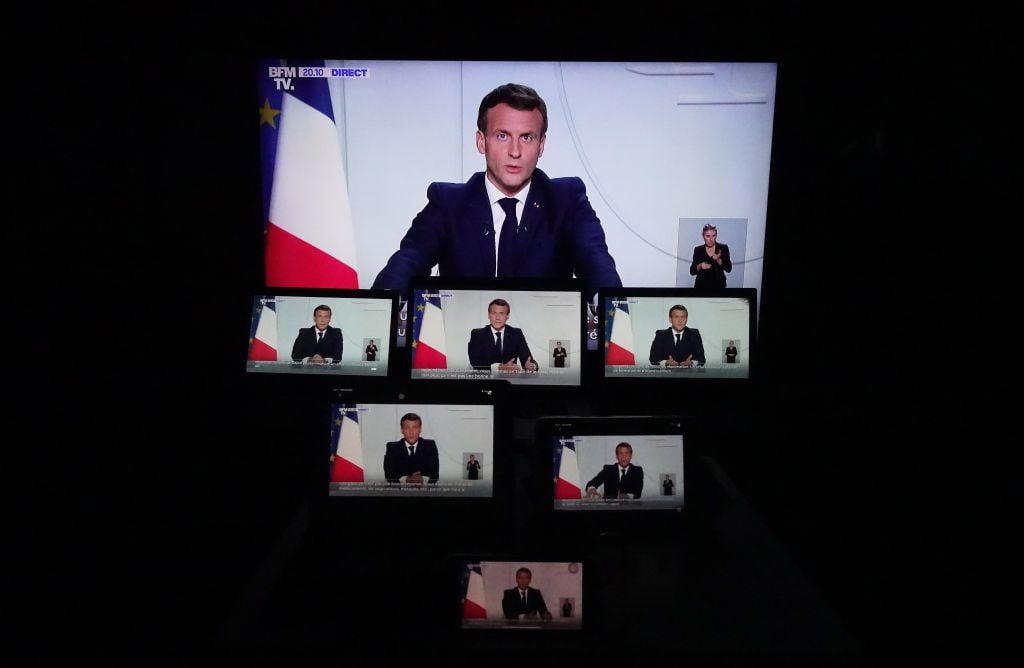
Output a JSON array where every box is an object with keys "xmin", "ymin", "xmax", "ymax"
[{"xmin": 13, "ymin": 3, "xmax": 1012, "ymax": 663}]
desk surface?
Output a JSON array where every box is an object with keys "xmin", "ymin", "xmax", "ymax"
[{"xmin": 215, "ymin": 457, "xmax": 860, "ymax": 663}]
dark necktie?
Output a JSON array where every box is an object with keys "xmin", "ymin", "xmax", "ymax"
[
  {"xmin": 521, "ymin": 590, "xmax": 526, "ymax": 606},
  {"xmin": 408, "ymin": 445, "xmax": 415, "ymax": 456},
  {"xmin": 317, "ymin": 330, "xmax": 324, "ymax": 344},
  {"xmin": 675, "ymin": 333, "xmax": 681, "ymax": 345},
  {"xmin": 494, "ymin": 331, "xmax": 502, "ymax": 358},
  {"xmin": 620, "ymin": 467, "xmax": 626, "ymax": 481},
  {"xmin": 497, "ymin": 198, "xmax": 518, "ymax": 276}
]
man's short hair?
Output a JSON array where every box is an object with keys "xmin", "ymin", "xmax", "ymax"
[
  {"xmin": 515, "ymin": 567, "xmax": 532, "ymax": 578},
  {"xmin": 669, "ymin": 305, "xmax": 688, "ymax": 317},
  {"xmin": 615, "ymin": 442, "xmax": 633, "ymax": 454},
  {"xmin": 488, "ymin": 298, "xmax": 511, "ymax": 313},
  {"xmin": 702, "ymin": 223, "xmax": 718, "ymax": 234},
  {"xmin": 313, "ymin": 304, "xmax": 332, "ymax": 316},
  {"xmin": 400, "ymin": 413, "xmax": 422, "ymax": 426},
  {"xmin": 477, "ymin": 83, "xmax": 548, "ymax": 136}
]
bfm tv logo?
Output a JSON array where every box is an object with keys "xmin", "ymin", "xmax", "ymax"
[{"xmin": 269, "ymin": 66, "xmax": 370, "ymax": 91}]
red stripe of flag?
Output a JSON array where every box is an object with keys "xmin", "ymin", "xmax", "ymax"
[{"xmin": 266, "ymin": 223, "xmax": 358, "ymax": 288}]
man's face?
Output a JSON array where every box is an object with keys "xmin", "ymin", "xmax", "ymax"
[
  {"xmin": 488, "ymin": 304, "xmax": 510, "ymax": 330},
  {"xmin": 703, "ymin": 228, "xmax": 717, "ymax": 246},
  {"xmin": 314, "ymin": 309, "xmax": 332, "ymax": 331},
  {"xmin": 400, "ymin": 419, "xmax": 422, "ymax": 444},
  {"xmin": 515, "ymin": 570, "xmax": 532, "ymax": 589},
  {"xmin": 476, "ymin": 103, "xmax": 546, "ymax": 197},
  {"xmin": 669, "ymin": 309, "xmax": 688, "ymax": 332},
  {"xmin": 615, "ymin": 446, "xmax": 633, "ymax": 467}
]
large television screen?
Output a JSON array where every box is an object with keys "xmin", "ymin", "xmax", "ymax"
[{"xmin": 257, "ymin": 59, "xmax": 777, "ymax": 347}]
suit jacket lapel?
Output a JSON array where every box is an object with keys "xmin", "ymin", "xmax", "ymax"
[
  {"xmin": 467, "ymin": 174, "xmax": 496, "ymax": 276},
  {"xmin": 520, "ymin": 173, "xmax": 549, "ymax": 249}
]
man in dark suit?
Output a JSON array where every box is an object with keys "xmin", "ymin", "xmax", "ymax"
[
  {"xmin": 382, "ymin": 413, "xmax": 439, "ymax": 485},
  {"xmin": 502, "ymin": 567, "xmax": 552, "ymax": 621},
  {"xmin": 649, "ymin": 304, "xmax": 706, "ymax": 368},
  {"xmin": 585, "ymin": 442, "xmax": 644, "ymax": 499},
  {"xmin": 291, "ymin": 304, "xmax": 343, "ymax": 364},
  {"xmin": 467, "ymin": 298, "xmax": 538, "ymax": 372},
  {"xmin": 365, "ymin": 340, "xmax": 378, "ymax": 361},
  {"xmin": 371, "ymin": 83, "xmax": 621, "ymax": 300}
]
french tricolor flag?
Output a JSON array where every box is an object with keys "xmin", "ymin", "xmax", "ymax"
[
  {"xmin": 330, "ymin": 406, "xmax": 364, "ymax": 483},
  {"xmin": 260, "ymin": 60, "xmax": 359, "ymax": 288},
  {"xmin": 606, "ymin": 301, "xmax": 636, "ymax": 365},
  {"xmin": 462, "ymin": 563, "xmax": 487, "ymax": 620},
  {"xmin": 248, "ymin": 298, "xmax": 278, "ymax": 361},
  {"xmin": 412, "ymin": 291, "xmax": 447, "ymax": 369},
  {"xmin": 554, "ymin": 439, "xmax": 583, "ymax": 499}
]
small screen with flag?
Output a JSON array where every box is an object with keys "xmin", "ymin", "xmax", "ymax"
[
  {"xmin": 409, "ymin": 281, "xmax": 585, "ymax": 387},
  {"xmin": 459, "ymin": 560, "xmax": 584, "ymax": 630},
  {"xmin": 553, "ymin": 434, "xmax": 684, "ymax": 511},
  {"xmin": 538, "ymin": 416, "xmax": 687, "ymax": 513},
  {"xmin": 246, "ymin": 290, "xmax": 397, "ymax": 376},
  {"xmin": 601, "ymin": 289, "xmax": 755, "ymax": 380},
  {"xmin": 329, "ymin": 402, "xmax": 495, "ymax": 497}
]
